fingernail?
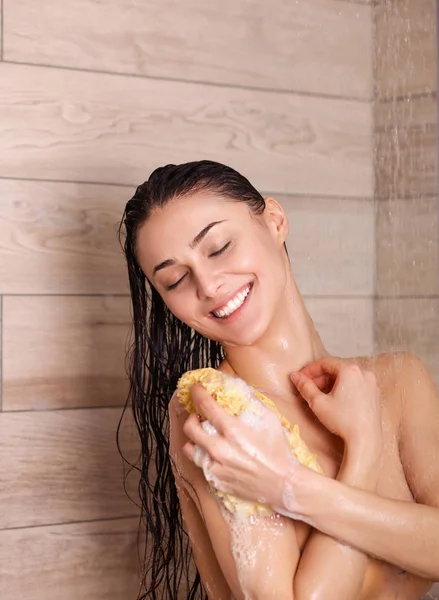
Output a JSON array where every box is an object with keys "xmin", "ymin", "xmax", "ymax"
[{"xmin": 291, "ymin": 372, "xmax": 301, "ymax": 382}]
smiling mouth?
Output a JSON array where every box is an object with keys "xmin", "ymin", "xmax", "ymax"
[{"xmin": 211, "ymin": 283, "xmax": 252, "ymax": 319}]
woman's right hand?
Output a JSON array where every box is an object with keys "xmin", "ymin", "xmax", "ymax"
[{"xmin": 291, "ymin": 357, "xmax": 383, "ymax": 455}]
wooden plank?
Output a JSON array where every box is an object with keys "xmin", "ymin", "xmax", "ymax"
[
  {"xmin": 0, "ymin": 179, "xmax": 130, "ymax": 295},
  {"xmin": 3, "ymin": 296, "xmax": 131, "ymax": 410},
  {"xmin": 305, "ymin": 297, "xmax": 374, "ymax": 357},
  {"xmin": 282, "ymin": 195, "xmax": 375, "ymax": 296},
  {"xmin": 0, "ymin": 518, "xmax": 141, "ymax": 600},
  {"xmin": 377, "ymin": 196, "xmax": 439, "ymax": 296},
  {"xmin": 0, "ymin": 408, "xmax": 140, "ymax": 529},
  {"xmin": 3, "ymin": 0, "xmax": 372, "ymax": 99},
  {"xmin": 0, "ymin": 181, "xmax": 375, "ymax": 296},
  {"xmin": 374, "ymin": 0, "xmax": 437, "ymax": 99},
  {"xmin": 375, "ymin": 95, "xmax": 438, "ymax": 198},
  {"xmin": 0, "ymin": 62, "xmax": 373, "ymax": 197},
  {"xmin": 376, "ymin": 297, "xmax": 439, "ymax": 387}
]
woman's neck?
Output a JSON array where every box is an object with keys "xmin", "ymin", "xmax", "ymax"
[{"xmin": 220, "ymin": 276, "xmax": 329, "ymax": 399}]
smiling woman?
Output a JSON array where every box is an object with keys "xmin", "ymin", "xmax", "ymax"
[{"xmin": 118, "ymin": 160, "xmax": 439, "ymax": 600}]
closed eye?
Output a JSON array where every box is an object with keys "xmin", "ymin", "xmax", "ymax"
[
  {"xmin": 210, "ymin": 242, "xmax": 231, "ymax": 257},
  {"xmin": 166, "ymin": 273, "xmax": 187, "ymax": 291},
  {"xmin": 166, "ymin": 242, "xmax": 231, "ymax": 290}
]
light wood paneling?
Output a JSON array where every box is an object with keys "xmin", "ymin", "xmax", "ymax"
[
  {"xmin": 3, "ymin": 296, "xmax": 131, "ymax": 410},
  {"xmin": 3, "ymin": 0, "xmax": 373, "ymax": 99},
  {"xmin": 0, "ymin": 182, "xmax": 375, "ymax": 297},
  {"xmin": 0, "ymin": 518, "xmax": 141, "ymax": 600},
  {"xmin": 0, "ymin": 179, "xmax": 130, "ymax": 295},
  {"xmin": 375, "ymin": 95, "xmax": 438, "ymax": 198},
  {"xmin": 376, "ymin": 298, "xmax": 439, "ymax": 386},
  {"xmin": 0, "ymin": 62, "xmax": 373, "ymax": 197},
  {"xmin": 283, "ymin": 195, "xmax": 375, "ymax": 296},
  {"xmin": 305, "ymin": 297, "xmax": 374, "ymax": 357},
  {"xmin": 0, "ymin": 407, "xmax": 139, "ymax": 529},
  {"xmin": 377, "ymin": 196, "xmax": 439, "ymax": 296},
  {"xmin": 374, "ymin": 0, "xmax": 437, "ymax": 99}
]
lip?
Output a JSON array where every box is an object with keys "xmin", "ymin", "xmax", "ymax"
[{"xmin": 209, "ymin": 282, "xmax": 253, "ymax": 320}]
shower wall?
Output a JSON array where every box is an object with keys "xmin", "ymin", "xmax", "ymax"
[
  {"xmin": 374, "ymin": 0, "xmax": 439, "ymax": 386},
  {"xmin": 0, "ymin": 1, "xmax": 374, "ymax": 598}
]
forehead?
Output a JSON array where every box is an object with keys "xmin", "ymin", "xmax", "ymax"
[{"xmin": 135, "ymin": 193, "xmax": 252, "ymax": 271}]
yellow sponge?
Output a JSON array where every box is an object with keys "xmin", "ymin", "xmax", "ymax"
[{"xmin": 176, "ymin": 368, "xmax": 323, "ymax": 516}]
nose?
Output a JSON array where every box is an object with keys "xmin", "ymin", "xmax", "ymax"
[{"xmin": 195, "ymin": 268, "xmax": 223, "ymax": 300}]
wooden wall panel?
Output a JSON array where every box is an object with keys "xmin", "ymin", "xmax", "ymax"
[
  {"xmin": 0, "ymin": 62, "xmax": 373, "ymax": 197},
  {"xmin": 3, "ymin": 296, "xmax": 131, "ymax": 410},
  {"xmin": 283, "ymin": 196, "xmax": 375, "ymax": 296},
  {"xmin": 0, "ymin": 179, "xmax": 130, "ymax": 295},
  {"xmin": 0, "ymin": 182, "xmax": 375, "ymax": 297},
  {"xmin": 374, "ymin": 0, "xmax": 437, "ymax": 99},
  {"xmin": 375, "ymin": 95, "xmax": 438, "ymax": 199},
  {"xmin": 3, "ymin": 0, "xmax": 373, "ymax": 99},
  {"xmin": 0, "ymin": 518, "xmax": 141, "ymax": 600},
  {"xmin": 0, "ymin": 408, "xmax": 139, "ymax": 529},
  {"xmin": 305, "ymin": 297, "xmax": 374, "ymax": 357},
  {"xmin": 377, "ymin": 196, "xmax": 439, "ymax": 296}
]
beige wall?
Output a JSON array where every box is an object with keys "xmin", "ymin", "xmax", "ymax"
[
  {"xmin": 0, "ymin": 1, "xmax": 374, "ymax": 598},
  {"xmin": 374, "ymin": 0, "xmax": 439, "ymax": 387}
]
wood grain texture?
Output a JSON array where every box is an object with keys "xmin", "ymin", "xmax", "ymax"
[
  {"xmin": 374, "ymin": 0, "xmax": 437, "ymax": 99},
  {"xmin": 377, "ymin": 196, "xmax": 439, "ymax": 296},
  {"xmin": 3, "ymin": 296, "xmax": 131, "ymax": 410},
  {"xmin": 0, "ymin": 181, "xmax": 375, "ymax": 296},
  {"xmin": 0, "ymin": 518, "xmax": 141, "ymax": 600},
  {"xmin": 3, "ymin": 0, "xmax": 372, "ymax": 99},
  {"xmin": 305, "ymin": 297, "xmax": 374, "ymax": 357},
  {"xmin": 0, "ymin": 407, "xmax": 140, "ymax": 529},
  {"xmin": 0, "ymin": 179, "xmax": 130, "ymax": 295},
  {"xmin": 282, "ymin": 195, "xmax": 375, "ymax": 296},
  {"xmin": 375, "ymin": 95, "xmax": 438, "ymax": 198},
  {"xmin": 376, "ymin": 297, "xmax": 439, "ymax": 386},
  {"xmin": 0, "ymin": 62, "xmax": 373, "ymax": 197}
]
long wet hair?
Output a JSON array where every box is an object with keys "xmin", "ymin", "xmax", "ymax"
[{"xmin": 117, "ymin": 160, "xmax": 267, "ymax": 599}]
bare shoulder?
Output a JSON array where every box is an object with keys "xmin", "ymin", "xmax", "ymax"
[{"xmin": 354, "ymin": 352, "xmax": 436, "ymax": 433}]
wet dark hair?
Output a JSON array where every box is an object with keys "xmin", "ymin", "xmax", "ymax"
[{"xmin": 117, "ymin": 160, "xmax": 267, "ymax": 599}]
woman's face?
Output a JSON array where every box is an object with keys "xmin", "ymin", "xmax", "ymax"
[{"xmin": 135, "ymin": 192, "xmax": 289, "ymax": 347}]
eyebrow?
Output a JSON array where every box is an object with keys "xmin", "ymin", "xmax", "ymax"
[{"xmin": 152, "ymin": 220, "xmax": 226, "ymax": 275}]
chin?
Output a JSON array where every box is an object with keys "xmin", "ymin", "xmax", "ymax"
[{"xmin": 219, "ymin": 316, "xmax": 272, "ymax": 348}]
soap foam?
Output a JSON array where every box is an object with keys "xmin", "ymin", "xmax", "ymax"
[{"xmin": 220, "ymin": 502, "xmax": 285, "ymax": 599}]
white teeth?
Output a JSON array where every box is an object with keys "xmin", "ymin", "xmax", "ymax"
[{"xmin": 213, "ymin": 285, "xmax": 251, "ymax": 318}]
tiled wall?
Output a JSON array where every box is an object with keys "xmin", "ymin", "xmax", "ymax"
[
  {"xmin": 0, "ymin": 1, "xmax": 375, "ymax": 598},
  {"xmin": 374, "ymin": 0, "xmax": 439, "ymax": 387}
]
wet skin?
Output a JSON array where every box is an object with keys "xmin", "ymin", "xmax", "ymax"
[{"xmin": 137, "ymin": 192, "xmax": 439, "ymax": 600}]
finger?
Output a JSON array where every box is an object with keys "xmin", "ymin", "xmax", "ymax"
[
  {"xmin": 308, "ymin": 373, "xmax": 333, "ymax": 393},
  {"xmin": 291, "ymin": 372, "xmax": 327, "ymax": 406},
  {"xmin": 183, "ymin": 441, "xmax": 209, "ymax": 469},
  {"xmin": 182, "ymin": 414, "xmax": 227, "ymax": 461},
  {"xmin": 190, "ymin": 383, "xmax": 235, "ymax": 435},
  {"xmin": 299, "ymin": 356, "xmax": 344, "ymax": 380}
]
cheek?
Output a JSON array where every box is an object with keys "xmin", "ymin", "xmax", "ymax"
[
  {"xmin": 165, "ymin": 293, "xmax": 204, "ymax": 332},
  {"xmin": 165, "ymin": 296, "xmax": 192, "ymax": 324}
]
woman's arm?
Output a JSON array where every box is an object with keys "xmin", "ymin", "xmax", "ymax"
[
  {"xmin": 180, "ymin": 387, "xmax": 382, "ymax": 600},
  {"xmin": 170, "ymin": 396, "xmax": 300, "ymax": 600},
  {"xmin": 294, "ymin": 441, "xmax": 381, "ymax": 600},
  {"xmin": 287, "ymin": 354, "xmax": 439, "ymax": 580}
]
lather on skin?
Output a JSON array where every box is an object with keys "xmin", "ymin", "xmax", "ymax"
[
  {"xmin": 128, "ymin": 161, "xmax": 437, "ymax": 599},
  {"xmin": 182, "ymin": 354, "xmax": 439, "ymax": 589}
]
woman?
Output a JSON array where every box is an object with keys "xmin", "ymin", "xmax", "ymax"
[{"xmin": 119, "ymin": 160, "xmax": 439, "ymax": 600}]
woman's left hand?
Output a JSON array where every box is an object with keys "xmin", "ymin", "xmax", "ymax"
[{"xmin": 182, "ymin": 383, "xmax": 304, "ymax": 507}]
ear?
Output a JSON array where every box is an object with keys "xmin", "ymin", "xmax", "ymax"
[{"xmin": 263, "ymin": 197, "xmax": 289, "ymax": 245}]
